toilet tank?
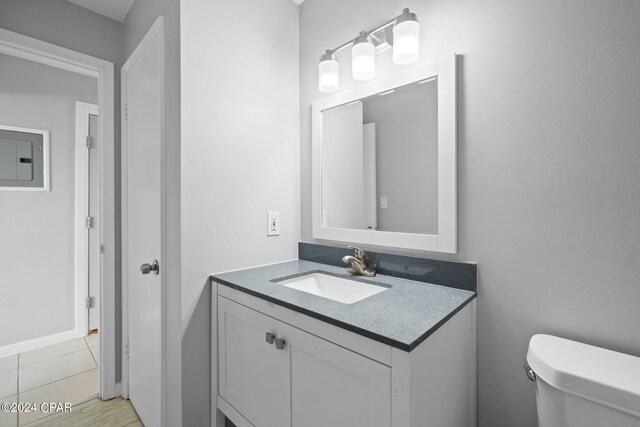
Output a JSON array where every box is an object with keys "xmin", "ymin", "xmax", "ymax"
[{"xmin": 526, "ymin": 334, "xmax": 640, "ymax": 427}]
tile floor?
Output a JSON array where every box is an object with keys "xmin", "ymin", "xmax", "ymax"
[
  {"xmin": 21, "ymin": 398, "xmax": 140, "ymax": 427},
  {"xmin": 0, "ymin": 335, "xmax": 103, "ymax": 426}
]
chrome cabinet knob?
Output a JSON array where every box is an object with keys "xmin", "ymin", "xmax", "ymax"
[
  {"xmin": 140, "ymin": 260, "xmax": 160, "ymax": 275},
  {"xmin": 274, "ymin": 338, "xmax": 286, "ymax": 350},
  {"xmin": 265, "ymin": 332, "xmax": 275, "ymax": 344}
]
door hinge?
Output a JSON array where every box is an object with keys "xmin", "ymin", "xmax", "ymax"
[
  {"xmin": 86, "ymin": 135, "xmax": 95, "ymax": 149},
  {"xmin": 86, "ymin": 216, "xmax": 96, "ymax": 229},
  {"xmin": 125, "ymin": 340, "xmax": 130, "ymax": 358},
  {"xmin": 86, "ymin": 296, "xmax": 96, "ymax": 309},
  {"xmin": 100, "ymin": 244, "xmax": 105, "ymax": 254},
  {"xmin": 123, "ymin": 103, "xmax": 128, "ymax": 120}
]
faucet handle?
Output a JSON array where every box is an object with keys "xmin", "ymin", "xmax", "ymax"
[{"xmin": 348, "ymin": 245, "xmax": 365, "ymax": 261}]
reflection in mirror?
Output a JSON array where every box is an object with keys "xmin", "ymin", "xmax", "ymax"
[{"xmin": 321, "ymin": 78, "xmax": 438, "ymax": 235}]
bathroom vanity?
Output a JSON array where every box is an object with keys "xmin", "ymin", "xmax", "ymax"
[
  {"xmin": 211, "ymin": 244, "xmax": 477, "ymax": 427},
  {"xmin": 210, "ymin": 53, "xmax": 469, "ymax": 427}
]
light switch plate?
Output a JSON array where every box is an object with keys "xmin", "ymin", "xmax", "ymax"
[
  {"xmin": 267, "ymin": 212, "xmax": 280, "ymax": 236},
  {"xmin": 380, "ymin": 196, "xmax": 388, "ymax": 209}
]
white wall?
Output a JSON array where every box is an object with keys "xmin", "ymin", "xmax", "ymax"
[
  {"xmin": 0, "ymin": 53, "xmax": 97, "ymax": 347},
  {"xmin": 300, "ymin": 0, "xmax": 640, "ymax": 426},
  {"xmin": 123, "ymin": 1, "xmax": 182, "ymax": 425},
  {"xmin": 181, "ymin": 0, "xmax": 300, "ymax": 424}
]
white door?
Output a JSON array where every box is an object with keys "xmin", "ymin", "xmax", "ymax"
[
  {"xmin": 122, "ymin": 17, "xmax": 164, "ymax": 427},
  {"xmin": 321, "ymin": 101, "xmax": 365, "ymax": 229},
  {"xmin": 362, "ymin": 123, "xmax": 377, "ymax": 230},
  {"xmin": 88, "ymin": 113, "xmax": 100, "ymax": 331},
  {"xmin": 75, "ymin": 101, "xmax": 100, "ymax": 335}
]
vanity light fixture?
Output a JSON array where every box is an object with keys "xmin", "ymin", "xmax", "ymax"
[
  {"xmin": 318, "ymin": 50, "xmax": 340, "ymax": 93},
  {"xmin": 318, "ymin": 8, "xmax": 421, "ymax": 93},
  {"xmin": 351, "ymin": 32, "xmax": 376, "ymax": 81},
  {"xmin": 393, "ymin": 8, "xmax": 420, "ymax": 65}
]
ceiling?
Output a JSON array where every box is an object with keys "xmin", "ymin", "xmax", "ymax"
[
  {"xmin": 66, "ymin": 0, "xmax": 135, "ymax": 23},
  {"xmin": 67, "ymin": 0, "xmax": 305, "ymax": 22}
]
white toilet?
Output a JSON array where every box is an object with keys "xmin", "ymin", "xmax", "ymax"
[{"xmin": 526, "ymin": 334, "xmax": 640, "ymax": 427}]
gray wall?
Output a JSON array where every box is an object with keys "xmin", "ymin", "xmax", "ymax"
[
  {"xmin": 181, "ymin": 0, "xmax": 300, "ymax": 424},
  {"xmin": 122, "ymin": 1, "xmax": 182, "ymax": 425},
  {"xmin": 0, "ymin": 53, "xmax": 97, "ymax": 347},
  {"xmin": 0, "ymin": 0, "xmax": 124, "ymax": 377},
  {"xmin": 300, "ymin": 0, "xmax": 640, "ymax": 426},
  {"xmin": 0, "ymin": 0, "xmax": 123, "ymax": 63},
  {"xmin": 362, "ymin": 81, "xmax": 438, "ymax": 234}
]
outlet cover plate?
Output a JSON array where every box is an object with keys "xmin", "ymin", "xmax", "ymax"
[{"xmin": 267, "ymin": 212, "xmax": 280, "ymax": 236}]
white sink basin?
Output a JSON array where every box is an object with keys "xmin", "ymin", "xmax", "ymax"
[{"xmin": 275, "ymin": 272, "xmax": 387, "ymax": 304}]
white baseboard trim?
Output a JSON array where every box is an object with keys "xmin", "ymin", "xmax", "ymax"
[{"xmin": 0, "ymin": 329, "xmax": 82, "ymax": 359}]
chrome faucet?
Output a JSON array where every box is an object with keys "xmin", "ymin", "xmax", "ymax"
[{"xmin": 342, "ymin": 246, "xmax": 376, "ymax": 277}]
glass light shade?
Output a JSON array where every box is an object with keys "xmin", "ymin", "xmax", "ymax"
[
  {"xmin": 393, "ymin": 10, "xmax": 420, "ymax": 65},
  {"xmin": 351, "ymin": 33, "xmax": 375, "ymax": 81},
  {"xmin": 319, "ymin": 56, "xmax": 339, "ymax": 93}
]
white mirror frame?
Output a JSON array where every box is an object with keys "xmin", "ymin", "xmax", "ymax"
[{"xmin": 312, "ymin": 53, "xmax": 457, "ymax": 253}]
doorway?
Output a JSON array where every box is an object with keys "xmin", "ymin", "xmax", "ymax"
[{"xmin": 0, "ymin": 27, "xmax": 117, "ymax": 401}]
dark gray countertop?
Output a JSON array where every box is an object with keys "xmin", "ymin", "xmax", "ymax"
[{"xmin": 212, "ymin": 260, "xmax": 476, "ymax": 352}]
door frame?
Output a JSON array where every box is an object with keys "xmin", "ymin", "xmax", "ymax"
[
  {"xmin": 75, "ymin": 101, "xmax": 100, "ymax": 336},
  {"xmin": 0, "ymin": 28, "xmax": 117, "ymax": 399},
  {"xmin": 120, "ymin": 15, "xmax": 166, "ymax": 421}
]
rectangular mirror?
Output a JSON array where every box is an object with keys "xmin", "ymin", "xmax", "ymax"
[
  {"xmin": 312, "ymin": 54, "xmax": 457, "ymax": 253},
  {"xmin": 321, "ymin": 78, "xmax": 438, "ymax": 234}
]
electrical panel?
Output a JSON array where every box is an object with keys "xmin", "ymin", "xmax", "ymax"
[{"xmin": 0, "ymin": 129, "xmax": 44, "ymax": 189}]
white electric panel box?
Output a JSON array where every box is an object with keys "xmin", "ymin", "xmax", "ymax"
[{"xmin": 0, "ymin": 126, "xmax": 48, "ymax": 191}]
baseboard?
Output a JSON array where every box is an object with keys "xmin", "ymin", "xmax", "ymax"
[
  {"xmin": 0, "ymin": 329, "xmax": 81, "ymax": 359},
  {"xmin": 115, "ymin": 381, "xmax": 125, "ymax": 399}
]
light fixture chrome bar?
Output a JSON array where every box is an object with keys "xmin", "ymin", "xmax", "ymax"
[
  {"xmin": 318, "ymin": 8, "xmax": 420, "ymax": 93},
  {"xmin": 327, "ymin": 20, "xmax": 395, "ymax": 55}
]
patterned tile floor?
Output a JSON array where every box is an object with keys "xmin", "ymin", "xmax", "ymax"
[{"xmin": 0, "ymin": 335, "xmax": 140, "ymax": 426}]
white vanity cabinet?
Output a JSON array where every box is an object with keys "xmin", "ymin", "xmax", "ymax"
[
  {"xmin": 213, "ymin": 282, "xmax": 476, "ymax": 427},
  {"xmin": 218, "ymin": 295, "xmax": 391, "ymax": 427}
]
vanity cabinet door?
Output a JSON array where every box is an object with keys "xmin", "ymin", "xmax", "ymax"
[
  {"xmin": 218, "ymin": 296, "xmax": 291, "ymax": 427},
  {"xmin": 287, "ymin": 326, "xmax": 392, "ymax": 427}
]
